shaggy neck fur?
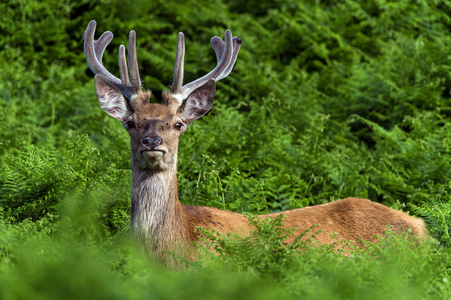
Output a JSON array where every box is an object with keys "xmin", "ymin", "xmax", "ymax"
[{"xmin": 130, "ymin": 154, "xmax": 193, "ymax": 265}]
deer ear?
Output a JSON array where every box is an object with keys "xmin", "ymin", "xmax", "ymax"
[
  {"xmin": 94, "ymin": 75, "xmax": 133, "ymax": 121},
  {"xmin": 178, "ymin": 79, "xmax": 216, "ymax": 124}
]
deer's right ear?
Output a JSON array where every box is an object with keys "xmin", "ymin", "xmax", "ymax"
[{"xmin": 95, "ymin": 75, "xmax": 133, "ymax": 121}]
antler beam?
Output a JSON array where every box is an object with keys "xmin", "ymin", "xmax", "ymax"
[
  {"xmin": 170, "ymin": 30, "xmax": 242, "ymax": 104},
  {"xmin": 83, "ymin": 20, "xmax": 142, "ymax": 100}
]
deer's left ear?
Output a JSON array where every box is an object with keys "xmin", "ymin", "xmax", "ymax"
[{"xmin": 178, "ymin": 79, "xmax": 216, "ymax": 124}]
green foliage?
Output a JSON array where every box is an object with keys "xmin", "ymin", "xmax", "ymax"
[
  {"xmin": 195, "ymin": 215, "xmax": 323, "ymax": 277},
  {"xmin": 0, "ymin": 135, "xmax": 131, "ymax": 239},
  {"xmin": 195, "ymin": 217, "xmax": 451, "ymax": 299},
  {"xmin": 178, "ymin": 154, "xmax": 269, "ymax": 213},
  {"xmin": 2, "ymin": 0, "xmax": 451, "ymax": 298},
  {"xmin": 411, "ymin": 201, "xmax": 451, "ymax": 248}
]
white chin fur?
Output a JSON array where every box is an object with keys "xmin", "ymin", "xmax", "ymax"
[{"xmin": 143, "ymin": 151, "xmax": 164, "ymax": 161}]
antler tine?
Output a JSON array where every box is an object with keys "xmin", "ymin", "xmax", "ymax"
[
  {"xmin": 83, "ymin": 20, "xmax": 141, "ymax": 100},
  {"xmin": 171, "ymin": 32, "xmax": 185, "ymax": 94},
  {"xmin": 118, "ymin": 45, "xmax": 131, "ymax": 87},
  {"xmin": 211, "ymin": 36, "xmax": 225, "ymax": 64},
  {"xmin": 213, "ymin": 36, "xmax": 242, "ymax": 80},
  {"xmin": 128, "ymin": 30, "xmax": 142, "ymax": 94},
  {"xmin": 84, "ymin": 21, "xmax": 122, "ymax": 88},
  {"xmin": 172, "ymin": 30, "xmax": 242, "ymax": 104},
  {"xmin": 94, "ymin": 32, "xmax": 113, "ymax": 65}
]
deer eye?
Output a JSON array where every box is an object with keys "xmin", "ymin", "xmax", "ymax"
[
  {"xmin": 124, "ymin": 120, "xmax": 135, "ymax": 129},
  {"xmin": 174, "ymin": 122, "xmax": 184, "ymax": 130}
]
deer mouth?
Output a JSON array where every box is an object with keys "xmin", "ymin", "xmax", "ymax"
[{"xmin": 140, "ymin": 149, "xmax": 167, "ymax": 161}]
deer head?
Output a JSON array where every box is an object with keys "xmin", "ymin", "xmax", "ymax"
[{"xmin": 83, "ymin": 21, "xmax": 242, "ymax": 171}]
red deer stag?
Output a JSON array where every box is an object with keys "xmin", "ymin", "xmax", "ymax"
[{"xmin": 83, "ymin": 21, "xmax": 427, "ymax": 267}]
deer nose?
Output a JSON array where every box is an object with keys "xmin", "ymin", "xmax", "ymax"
[{"xmin": 142, "ymin": 136, "xmax": 163, "ymax": 149}]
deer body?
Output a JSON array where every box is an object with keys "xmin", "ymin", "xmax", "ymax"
[{"xmin": 83, "ymin": 21, "xmax": 427, "ymax": 267}]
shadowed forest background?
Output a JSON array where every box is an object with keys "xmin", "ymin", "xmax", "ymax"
[{"xmin": 1, "ymin": 0, "xmax": 451, "ymax": 298}]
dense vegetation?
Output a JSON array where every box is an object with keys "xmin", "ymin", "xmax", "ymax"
[{"xmin": 1, "ymin": 0, "xmax": 451, "ymax": 298}]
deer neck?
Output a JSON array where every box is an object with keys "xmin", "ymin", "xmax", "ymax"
[{"xmin": 130, "ymin": 156, "xmax": 192, "ymax": 260}]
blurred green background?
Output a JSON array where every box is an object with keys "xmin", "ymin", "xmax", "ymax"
[{"xmin": 1, "ymin": 0, "xmax": 451, "ymax": 298}]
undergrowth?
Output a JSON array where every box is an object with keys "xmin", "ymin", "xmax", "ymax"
[{"xmin": 193, "ymin": 216, "xmax": 451, "ymax": 299}]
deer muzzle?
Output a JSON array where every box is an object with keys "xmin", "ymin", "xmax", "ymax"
[
  {"xmin": 142, "ymin": 136, "xmax": 163, "ymax": 149},
  {"xmin": 140, "ymin": 148, "xmax": 167, "ymax": 161}
]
